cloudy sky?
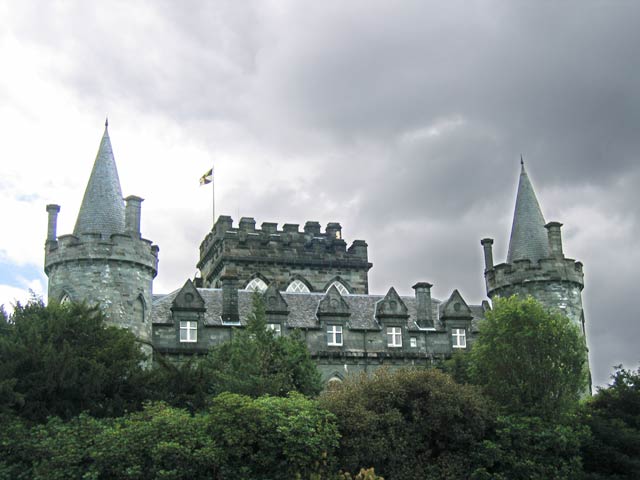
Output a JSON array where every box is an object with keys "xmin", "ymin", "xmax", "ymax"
[{"xmin": 1, "ymin": 1, "xmax": 638, "ymax": 387}]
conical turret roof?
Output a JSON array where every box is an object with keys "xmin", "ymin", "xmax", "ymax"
[
  {"xmin": 73, "ymin": 122, "xmax": 125, "ymax": 238},
  {"xmin": 506, "ymin": 161, "xmax": 549, "ymax": 264}
]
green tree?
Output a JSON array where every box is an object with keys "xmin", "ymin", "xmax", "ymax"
[
  {"xmin": 0, "ymin": 300, "xmax": 147, "ymax": 422},
  {"xmin": 202, "ymin": 294, "xmax": 322, "ymax": 397},
  {"xmin": 320, "ymin": 368, "xmax": 493, "ymax": 480},
  {"xmin": 580, "ymin": 365, "xmax": 640, "ymax": 479},
  {"xmin": 470, "ymin": 296, "xmax": 587, "ymax": 419},
  {"xmin": 470, "ymin": 414, "xmax": 586, "ymax": 480}
]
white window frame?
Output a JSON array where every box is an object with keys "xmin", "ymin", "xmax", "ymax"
[
  {"xmin": 180, "ymin": 320, "xmax": 198, "ymax": 343},
  {"xmin": 452, "ymin": 328, "xmax": 466, "ymax": 348},
  {"xmin": 245, "ymin": 277, "xmax": 268, "ymax": 292},
  {"xmin": 387, "ymin": 327, "xmax": 402, "ymax": 347},
  {"xmin": 327, "ymin": 325, "xmax": 343, "ymax": 346},
  {"xmin": 327, "ymin": 281, "xmax": 349, "ymax": 295},
  {"xmin": 286, "ymin": 279, "xmax": 310, "ymax": 293},
  {"xmin": 410, "ymin": 337, "xmax": 417, "ymax": 348},
  {"xmin": 267, "ymin": 323, "xmax": 282, "ymax": 336}
]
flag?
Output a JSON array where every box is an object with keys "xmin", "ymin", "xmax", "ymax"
[{"xmin": 199, "ymin": 168, "xmax": 213, "ymax": 186}]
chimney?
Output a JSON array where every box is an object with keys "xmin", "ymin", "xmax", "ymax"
[
  {"xmin": 220, "ymin": 273, "xmax": 239, "ymax": 323},
  {"xmin": 46, "ymin": 204, "xmax": 61, "ymax": 243},
  {"xmin": 545, "ymin": 222, "xmax": 564, "ymax": 259},
  {"xmin": 412, "ymin": 282, "xmax": 434, "ymax": 328},
  {"xmin": 480, "ymin": 238, "xmax": 494, "ymax": 270},
  {"xmin": 326, "ymin": 222, "xmax": 342, "ymax": 240},
  {"xmin": 124, "ymin": 196, "xmax": 143, "ymax": 238}
]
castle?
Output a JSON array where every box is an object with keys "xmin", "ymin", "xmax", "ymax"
[{"xmin": 44, "ymin": 124, "xmax": 587, "ymax": 382}]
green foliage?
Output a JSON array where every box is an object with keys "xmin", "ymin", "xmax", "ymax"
[
  {"xmin": 336, "ymin": 468, "xmax": 384, "ymax": 480},
  {"xmin": 580, "ymin": 365, "xmax": 640, "ymax": 479},
  {"xmin": 320, "ymin": 368, "xmax": 493, "ymax": 480},
  {"xmin": 471, "ymin": 415, "xmax": 586, "ymax": 480},
  {"xmin": 144, "ymin": 354, "xmax": 211, "ymax": 412},
  {"xmin": 470, "ymin": 296, "xmax": 587, "ymax": 419},
  {"xmin": 440, "ymin": 350, "xmax": 473, "ymax": 384},
  {"xmin": 0, "ymin": 394, "xmax": 339, "ymax": 480},
  {"xmin": 0, "ymin": 300, "xmax": 147, "ymax": 422},
  {"xmin": 207, "ymin": 392, "xmax": 339, "ymax": 479},
  {"xmin": 202, "ymin": 294, "xmax": 322, "ymax": 398}
]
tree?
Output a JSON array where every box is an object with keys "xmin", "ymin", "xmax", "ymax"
[
  {"xmin": 580, "ymin": 365, "xmax": 640, "ymax": 479},
  {"xmin": 320, "ymin": 368, "xmax": 493, "ymax": 480},
  {"xmin": 1, "ymin": 394, "xmax": 340, "ymax": 480},
  {"xmin": 470, "ymin": 414, "xmax": 587, "ymax": 480},
  {"xmin": 0, "ymin": 300, "xmax": 147, "ymax": 422},
  {"xmin": 470, "ymin": 296, "xmax": 588, "ymax": 419},
  {"xmin": 202, "ymin": 294, "xmax": 323, "ymax": 397}
]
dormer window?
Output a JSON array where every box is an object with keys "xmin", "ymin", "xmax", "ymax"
[
  {"xmin": 327, "ymin": 281, "xmax": 349, "ymax": 296},
  {"xmin": 245, "ymin": 278, "xmax": 268, "ymax": 293},
  {"xmin": 286, "ymin": 279, "xmax": 310, "ymax": 293},
  {"xmin": 387, "ymin": 327, "xmax": 402, "ymax": 347},
  {"xmin": 180, "ymin": 321, "xmax": 197, "ymax": 342},
  {"xmin": 267, "ymin": 323, "xmax": 282, "ymax": 336},
  {"xmin": 452, "ymin": 328, "xmax": 466, "ymax": 348},
  {"xmin": 327, "ymin": 325, "xmax": 343, "ymax": 346}
]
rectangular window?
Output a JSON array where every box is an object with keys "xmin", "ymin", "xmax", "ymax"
[
  {"xmin": 387, "ymin": 327, "xmax": 402, "ymax": 347},
  {"xmin": 452, "ymin": 328, "xmax": 466, "ymax": 348},
  {"xmin": 180, "ymin": 321, "xmax": 197, "ymax": 342},
  {"xmin": 327, "ymin": 325, "xmax": 343, "ymax": 346},
  {"xmin": 267, "ymin": 323, "xmax": 282, "ymax": 336},
  {"xmin": 410, "ymin": 337, "xmax": 417, "ymax": 348}
]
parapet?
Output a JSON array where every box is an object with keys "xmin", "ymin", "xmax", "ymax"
[
  {"xmin": 485, "ymin": 256, "xmax": 584, "ymax": 297},
  {"xmin": 45, "ymin": 230, "xmax": 159, "ymax": 278},
  {"xmin": 198, "ymin": 216, "xmax": 370, "ymax": 267}
]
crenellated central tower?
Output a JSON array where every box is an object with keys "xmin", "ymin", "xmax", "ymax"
[{"xmin": 44, "ymin": 121, "xmax": 159, "ymax": 352}]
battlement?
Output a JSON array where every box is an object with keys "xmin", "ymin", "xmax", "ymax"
[
  {"xmin": 486, "ymin": 257, "xmax": 583, "ymax": 295},
  {"xmin": 45, "ymin": 232, "xmax": 158, "ymax": 277},
  {"xmin": 197, "ymin": 216, "xmax": 372, "ymax": 293}
]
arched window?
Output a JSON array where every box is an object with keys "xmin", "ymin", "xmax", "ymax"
[
  {"xmin": 245, "ymin": 277, "xmax": 268, "ymax": 293},
  {"xmin": 327, "ymin": 280, "xmax": 349, "ymax": 296},
  {"xmin": 286, "ymin": 279, "xmax": 310, "ymax": 293},
  {"xmin": 60, "ymin": 293, "xmax": 71, "ymax": 304},
  {"xmin": 134, "ymin": 295, "xmax": 145, "ymax": 323}
]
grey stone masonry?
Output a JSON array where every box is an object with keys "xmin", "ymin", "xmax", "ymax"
[
  {"xmin": 45, "ymin": 230, "xmax": 159, "ymax": 347},
  {"xmin": 152, "ymin": 282, "xmax": 483, "ymax": 381},
  {"xmin": 197, "ymin": 216, "xmax": 372, "ymax": 294}
]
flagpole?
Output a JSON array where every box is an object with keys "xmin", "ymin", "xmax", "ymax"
[{"xmin": 211, "ymin": 165, "xmax": 216, "ymax": 226}]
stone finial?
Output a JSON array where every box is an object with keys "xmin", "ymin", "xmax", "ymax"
[
  {"xmin": 545, "ymin": 222, "xmax": 564, "ymax": 259},
  {"xmin": 124, "ymin": 196, "xmax": 143, "ymax": 238},
  {"xmin": 480, "ymin": 238, "xmax": 494, "ymax": 270},
  {"xmin": 412, "ymin": 282, "xmax": 434, "ymax": 328},
  {"xmin": 46, "ymin": 204, "xmax": 61, "ymax": 242}
]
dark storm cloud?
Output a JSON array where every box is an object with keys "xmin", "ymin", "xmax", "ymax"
[{"xmin": 11, "ymin": 1, "xmax": 640, "ymax": 386}]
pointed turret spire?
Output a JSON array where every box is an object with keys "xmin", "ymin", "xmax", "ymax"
[
  {"xmin": 73, "ymin": 123, "xmax": 125, "ymax": 238},
  {"xmin": 506, "ymin": 160, "xmax": 550, "ymax": 263}
]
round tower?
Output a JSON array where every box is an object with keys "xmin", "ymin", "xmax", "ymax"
[
  {"xmin": 481, "ymin": 162, "xmax": 586, "ymax": 333},
  {"xmin": 44, "ymin": 122, "xmax": 158, "ymax": 353}
]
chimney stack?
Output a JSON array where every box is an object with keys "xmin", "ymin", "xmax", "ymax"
[
  {"xmin": 412, "ymin": 282, "xmax": 434, "ymax": 328},
  {"xmin": 545, "ymin": 222, "xmax": 564, "ymax": 259},
  {"xmin": 221, "ymin": 272, "xmax": 239, "ymax": 323},
  {"xmin": 480, "ymin": 238, "xmax": 494, "ymax": 270},
  {"xmin": 46, "ymin": 204, "xmax": 61, "ymax": 243},
  {"xmin": 124, "ymin": 196, "xmax": 143, "ymax": 238}
]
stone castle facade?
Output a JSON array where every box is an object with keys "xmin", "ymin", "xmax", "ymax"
[{"xmin": 44, "ymin": 124, "xmax": 587, "ymax": 382}]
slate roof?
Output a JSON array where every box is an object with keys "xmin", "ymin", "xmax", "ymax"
[
  {"xmin": 73, "ymin": 123, "xmax": 125, "ymax": 238},
  {"xmin": 506, "ymin": 162, "xmax": 550, "ymax": 264},
  {"xmin": 152, "ymin": 288, "xmax": 485, "ymax": 332}
]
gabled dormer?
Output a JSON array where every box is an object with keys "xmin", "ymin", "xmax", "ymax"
[
  {"xmin": 171, "ymin": 279, "xmax": 206, "ymax": 312},
  {"xmin": 317, "ymin": 285, "xmax": 350, "ymax": 319},
  {"xmin": 263, "ymin": 284, "xmax": 289, "ymax": 315},
  {"xmin": 375, "ymin": 287, "xmax": 409, "ymax": 322},
  {"xmin": 440, "ymin": 289, "xmax": 472, "ymax": 350}
]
